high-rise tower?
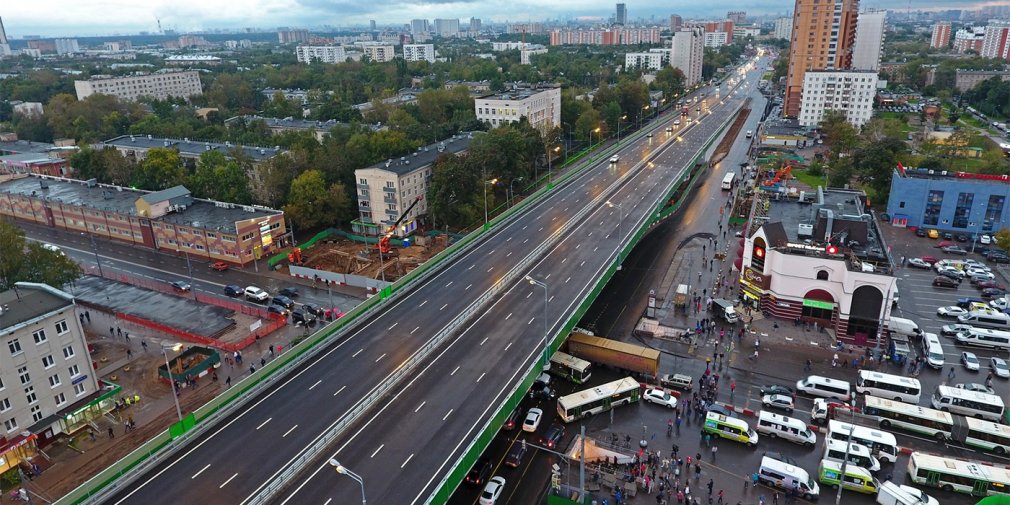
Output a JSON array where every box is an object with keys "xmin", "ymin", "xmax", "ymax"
[{"xmin": 784, "ymin": 0, "xmax": 860, "ymax": 118}]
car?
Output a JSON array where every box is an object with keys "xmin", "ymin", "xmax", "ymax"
[
  {"xmin": 937, "ymin": 306, "xmax": 967, "ymax": 318},
  {"xmin": 224, "ymin": 284, "xmax": 243, "ymax": 297},
  {"xmin": 965, "ymin": 259, "xmax": 988, "ymax": 269},
  {"xmin": 990, "ymin": 254, "xmax": 1010, "ymax": 264},
  {"xmin": 706, "ymin": 404, "xmax": 737, "ymax": 418},
  {"xmin": 465, "ymin": 457, "xmax": 492, "ymax": 486},
  {"xmin": 302, "ymin": 303, "xmax": 325, "ymax": 317},
  {"xmin": 761, "ymin": 394, "xmax": 795, "ymax": 413},
  {"xmin": 271, "ymin": 295, "xmax": 295, "ymax": 309},
  {"xmin": 991, "ymin": 297, "xmax": 1010, "ymax": 311},
  {"xmin": 937, "ymin": 266, "xmax": 964, "ymax": 279},
  {"xmin": 957, "ymin": 297, "xmax": 986, "ymax": 308},
  {"xmin": 982, "ymin": 287, "xmax": 1007, "ymax": 299},
  {"xmin": 943, "ymin": 232, "xmax": 954, "ymax": 240},
  {"xmin": 933, "ymin": 276, "xmax": 960, "ymax": 288},
  {"xmin": 210, "ymin": 261, "xmax": 229, "ymax": 272},
  {"xmin": 920, "ymin": 255, "xmax": 940, "ymax": 264},
  {"xmin": 666, "ymin": 127, "xmax": 674, "ymax": 133},
  {"xmin": 762, "ymin": 451, "xmax": 798, "ymax": 467},
  {"xmin": 759, "ymin": 384, "xmax": 795, "ymax": 397},
  {"xmin": 955, "ymin": 382, "xmax": 995, "ymax": 394},
  {"xmin": 479, "ymin": 476, "xmax": 505, "ymax": 505},
  {"xmin": 41, "ymin": 243, "xmax": 64, "ymax": 256},
  {"xmin": 896, "ymin": 485, "xmax": 940, "ymax": 505},
  {"xmin": 980, "ymin": 234, "xmax": 993, "ymax": 245},
  {"xmin": 267, "ymin": 304, "xmax": 288, "ymax": 316},
  {"xmin": 978, "ymin": 280, "xmax": 1006, "ymax": 291},
  {"xmin": 278, "ymin": 287, "xmax": 299, "ymax": 298},
  {"xmin": 503, "ymin": 408, "xmax": 521, "ymax": 430},
  {"xmin": 244, "ymin": 286, "xmax": 269, "ymax": 302},
  {"xmin": 673, "ymin": 119, "xmax": 682, "ymax": 126},
  {"xmin": 968, "ymin": 269, "xmax": 995, "ymax": 281},
  {"xmin": 935, "ymin": 240, "xmax": 955, "ymax": 249},
  {"xmin": 992, "ymin": 357, "xmax": 1010, "ymax": 379},
  {"xmin": 539, "ymin": 423, "xmax": 566, "ymax": 449},
  {"xmin": 170, "ymin": 280, "xmax": 192, "ymax": 292},
  {"xmin": 643, "ymin": 388, "xmax": 680, "ymax": 409},
  {"xmin": 943, "ymin": 245, "xmax": 969, "ymax": 255},
  {"xmin": 609, "ymin": 155, "xmax": 619, "ymax": 164},
  {"xmin": 522, "ymin": 408, "xmax": 543, "ymax": 432},
  {"xmin": 941, "ymin": 323, "xmax": 973, "ymax": 336},
  {"xmin": 530, "ymin": 384, "xmax": 556, "ymax": 401},
  {"xmin": 928, "ymin": 229, "xmax": 940, "ymax": 239},
  {"xmin": 956, "ymin": 234, "xmax": 970, "ymax": 243},
  {"xmin": 907, "ymin": 258, "xmax": 931, "ymax": 269},
  {"xmin": 962, "ymin": 352, "xmax": 981, "ymax": 372},
  {"xmin": 504, "ymin": 442, "xmax": 527, "ymax": 468},
  {"xmin": 646, "ymin": 133, "xmax": 653, "ymax": 138},
  {"xmin": 292, "ymin": 308, "xmax": 317, "ymax": 325},
  {"xmin": 915, "ymin": 228, "xmax": 927, "ymax": 238}
]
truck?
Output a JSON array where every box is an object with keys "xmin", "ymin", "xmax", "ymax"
[
  {"xmin": 674, "ymin": 284, "xmax": 689, "ymax": 310},
  {"xmin": 565, "ymin": 332, "xmax": 660, "ymax": 379},
  {"xmin": 810, "ymin": 398, "xmax": 854, "ymax": 424},
  {"xmin": 712, "ymin": 298, "xmax": 738, "ymax": 323}
]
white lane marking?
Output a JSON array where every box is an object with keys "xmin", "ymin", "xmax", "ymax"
[
  {"xmin": 401, "ymin": 454, "xmax": 414, "ymax": 469},
  {"xmin": 374, "ymin": 353, "xmax": 386, "ymax": 363},
  {"xmin": 411, "ymin": 326, "xmax": 420, "ymax": 334},
  {"xmin": 506, "ymin": 252, "xmax": 512, "ymax": 258},
  {"xmin": 308, "ymin": 380, "xmax": 321, "ymax": 390},
  {"xmin": 487, "ymin": 267, "xmax": 493, "ymax": 273},
  {"xmin": 539, "ymin": 227, "xmax": 544, "ymax": 232},
  {"xmin": 333, "ymin": 385, "xmax": 346, "ymax": 397},
  {"xmin": 580, "ymin": 261, "xmax": 586, "ymax": 267},
  {"xmin": 477, "ymin": 372, "xmax": 486, "ymax": 383},
  {"xmin": 282, "ymin": 425, "xmax": 298, "ymax": 438},
  {"xmin": 388, "ymin": 322, "xmax": 398, "ymax": 330},
  {"xmin": 352, "ymin": 349, "xmax": 364, "ymax": 358},
  {"xmin": 256, "ymin": 418, "xmax": 272, "ymax": 430},
  {"xmin": 451, "ymin": 366, "xmax": 460, "ymax": 376},
  {"xmin": 588, "ymin": 231, "xmax": 593, "ymax": 237},
  {"xmin": 594, "ymin": 247, "xmax": 599, "ymax": 252},
  {"xmin": 219, "ymin": 473, "xmax": 239, "ymax": 489},
  {"xmin": 506, "ymin": 237, "xmax": 512, "ymax": 242},
  {"xmin": 324, "ymin": 500, "xmax": 332, "ymax": 505},
  {"xmin": 527, "ymin": 291, "xmax": 532, "ymax": 299},
  {"xmin": 576, "ymin": 244, "xmax": 581, "ymax": 249},
  {"xmin": 371, "ymin": 445, "xmax": 384, "ymax": 458},
  {"xmin": 192, "ymin": 464, "xmax": 211, "ymax": 479},
  {"xmin": 566, "ymin": 277, "xmax": 571, "ymax": 283},
  {"xmin": 465, "ymin": 284, "xmax": 473, "ymax": 291},
  {"xmin": 549, "ymin": 296, "xmax": 555, "ymax": 302},
  {"xmin": 488, "ymin": 249, "xmax": 495, "ymax": 255},
  {"xmin": 445, "ymin": 281, "xmax": 453, "ymax": 288},
  {"xmin": 468, "ymin": 264, "xmax": 475, "ymax": 270},
  {"xmin": 545, "ymin": 274, "xmax": 551, "ymax": 279},
  {"xmin": 443, "ymin": 409, "xmax": 453, "ymax": 421},
  {"xmin": 440, "ymin": 303, "xmax": 448, "ymax": 310},
  {"xmin": 562, "ymin": 258, "xmax": 567, "ymax": 264},
  {"xmin": 505, "ymin": 312, "xmax": 512, "ymax": 320},
  {"xmin": 419, "ymin": 300, "xmax": 427, "ymax": 308},
  {"xmin": 480, "ymin": 336, "xmax": 489, "ymax": 346},
  {"xmin": 505, "ymin": 342, "xmax": 513, "ymax": 351},
  {"xmin": 522, "ymin": 225, "xmax": 527, "ymax": 230},
  {"xmin": 415, "ymin": 401, "xmax": 425, "ymax": 413},
  {"xmin": 523, "ymin": 238, "xmax": 528, "ymax": 244},
  {"xmin": 529, "ymin": 317, "xmax": 536, "ymax": 325}
]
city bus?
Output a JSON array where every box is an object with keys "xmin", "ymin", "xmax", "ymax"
[
  {"xmin": 721, "ymin": 172, "xmax": 736, "ymax": 190},
  {"xmin": 549, "ymin": 351, "xmax": 592, "ymax": 384},
  {"xmin": 907, "ymin": 451, "xmax": 1010, "ymax": 496},
  {"xmin": 827, "ymin": 420, "xmax": 899, "ymax": 463},
  {"xmin": 862, "ymin": 396, "xmax": 960, "ymax": 440},
  {"xmin": 932, "ymin": 385, "xmax": 1005, "ymax": 422},
  {"xmin": 856, "ymin": 371, "xmax": 921, "ymax": 403},
  {"xmin": 556, "ymin": 377, "xmax": 640, "ymax": 423}
]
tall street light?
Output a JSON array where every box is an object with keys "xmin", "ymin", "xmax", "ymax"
[
  {"xmin": 483, "ymin": 174, "xmax": 498, "ymax": 227},
  {"xmin": 509, "ymin": 177, "xmax": 524, "ymax": 208},
  {"xmin": 605, "ymin": 200, "xmax": 623, "ymax": 242},
  {"xmin": 86, "ymin": 233, "xmax": 104, "ymax": 277},
  {"xmin": 161, "ymin": 343, "xmax": 185, "ymax": 422},
  {"xmin": 548, "ymin": 146, "xmax": 560, "ymax": 185},
  {"xmin": 525, "ymin": 275, "xmax": 550, "ymax": 368},
  {"xmin": 592, "ymin": 127, "xmax": 602, "ymax": 149},
  {"xmin": 329, "ymin": 459, "xmax": 366, "ymax": 505},
  {"xmin": 617, "ymin": 115, "xmax": 627, "ymax": 141}
]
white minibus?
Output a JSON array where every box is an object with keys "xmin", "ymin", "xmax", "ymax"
[
  {"xmin": 856, "ymin": 371, "xmax": 921, "ymax": 403},
  {"xmin": 921, "ymin": 333, "xmax": 945, "ymax": 369},
  {"xmin": 755, "ymin": 411, "xmax": 816, "ymax": 446}
]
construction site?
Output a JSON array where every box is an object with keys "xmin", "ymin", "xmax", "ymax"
[{"xmin": 282, "ymin": 233, "xmax": 452, "ymax": 283}]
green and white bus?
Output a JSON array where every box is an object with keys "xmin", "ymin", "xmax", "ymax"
[
  {"xmin": 864, "ymin": 396, "xmax": 1010, "ymax": 455},
  {"xmin": 907, "ymin": 451, "xmax": 1010, "ymax": 497},
  {"xmin": 549, "ymin": 351, "xmax": 592, "ymax": 384},
  {"xmin": 556, "ymin": 377, "xmax": 640, "ymax": 423}
]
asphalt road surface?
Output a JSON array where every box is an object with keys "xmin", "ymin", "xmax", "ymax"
[{"xmin": 103, "ymin": 59, "xmax": 769, "ymax": 505}]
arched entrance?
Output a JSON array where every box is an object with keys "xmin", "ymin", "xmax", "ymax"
[
  {"xmin": 801, "ymin": 289, "xmax": 836, "ymax": 329},
  {"xmin": 847, "ymin": 285, "xmax": 884, "ymax": 346}
]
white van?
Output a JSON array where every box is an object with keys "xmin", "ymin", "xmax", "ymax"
[
  {"xmin": 796, "ymin": 375, "xmax": 852, "ymax": 401},
  {"xmin": 823, "ymin": 438, "xmax": 881, "ymax": 472},
  {"xmin": 758, "ymin": 456, "xmax": 820, "ymax": 501},
  {"xmin": 955, "ymin": 327, "xmax": 1010, "ymax": 350},
  {"xmin": 876, "ymin": 481, "xmax": 939, "ymax": 505},
  {"xmin": 921, "ymin": 333, "xmax": 945, "ymax": 369},
  {"xmin": 755, "ymin": 411, "xmax": 816, "ymax": 446},
  {"xmin": 958, "ymin": 311, "xmax": 1010, "ymax": 330},
  {"xmin": 887, "ymin": 317, "xmax": 921, "ymax": 339}
]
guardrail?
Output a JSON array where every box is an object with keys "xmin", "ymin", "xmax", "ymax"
[{"xmin": 424, "ymin": 97, "xmax": 745, "ymax": 505}]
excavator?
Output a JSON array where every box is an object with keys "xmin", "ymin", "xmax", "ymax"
[
  {"xmin": 762, "ymin": 163, "xmax": 793, "ymax": 188},
  {"xmin": 378, "ymin": 195, "xmax": 422, "ymax": 255}
]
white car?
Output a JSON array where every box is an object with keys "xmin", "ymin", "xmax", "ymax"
[
  {"xmin": 609, "ymin": 155, "xmax": 619, "ymax": 164},
  {"xmin": 991, "ymin": 297, "xmax": 1010, "ymax": 311},
  {"xmin": 244, "ymin": 286, "xmax": 269, "ymax": 302},
  {"xmin": 961, "ymin": 352, "xmax": 981, "ymax": 372},
  {"xmin": 897, "ymin": 485, "xmax": 939, "ymax": 505},
  {"xmin": 936, "ymin": 265, "xmax": 965, "ymax": 279},
  {"xmin": 965, "ymin": 259, "xmax": 988, "ymax": 270},
  {"xmin": 907, "ymin": 258, "xmax": 930, "ymax": 269},
  {"xmin": 761, "ymin": 394, "xmax": 795, "ymax": 413},
  {"xmin": 991, "ymin": 357, "xmax": 1010, "ymax": 379},
  {"xmin": 479, "ymin": 476, "xmax": 505, "ymax": 505},
  {"xmin": 522, "ymin": 408, "xmax": 543, "ymax": 432},
  {"xmin": 981, "ymin": 234, "xmax": 993, "ymax": 245},
  {"xmin": 643, "ymin": 388, "xmax": 679, "ymax": 409},
  {"xmin": 41, "ymin": 243, "xmax": 65, "ymax": 256},
  {"xmin": 941, "ymin": 323, "xmax": 973, "ymax": 336},
  {"xmin": 967, "ymin": 269, "xmax": 995, "ymax": 280},
  {"xmin": 937, "ymin": 306, "xmax": 967, "ymax": 318}
]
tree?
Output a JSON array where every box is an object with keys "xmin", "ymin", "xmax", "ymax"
[
  {"xmin": 995, "ymin": 228, "xmax": 1010, "ymax": 255},
  {"xmin": 819, "ymin": 111, "xmax": 859, "ymax": 157},
  {"xmin": 0, "ymin": 221, "xmax": 81, "ymax": 291},
  {"xmin": 187, "ymin": 151, "xmax": 252, "ymax": 204},
  {"xmin": 282, "ymin": 170, "xmax": 349, "ymax": 230},
  {"xmin": 132, "ymin": 148, "xmax": 187, "ymax": 190}
]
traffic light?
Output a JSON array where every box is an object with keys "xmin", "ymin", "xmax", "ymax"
[
  {"xmin": 753, "ymin": 244, "xmax": 765, "ymax": 259},
  {"xmin": 826, "ymin": 244, "xmax": 838, "ymax": 255}
]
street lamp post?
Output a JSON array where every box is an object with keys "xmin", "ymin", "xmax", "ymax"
[
  {"xmin": 509, "ymin": 177, "xmax": 524, "ymax": 208},
  {"xmin": 161, "ymin": 343, "xmax": 185, "ymax": 422},
  {"xmin": 483, "ymin": 172, "xmax": 498, "ymax": 227},
  {"xmin": 592, "ymin": 127, "xmax": 601, "ymax": 150},
  {"xmin": 526, "ymin": 275, "xmax": 550, "ymax": 367},
  {"xmin": 329, "ymin": 459, "xmax": 366, "ymax": 505},
  {"xmin": 548, "ymin": 146, "xmax": 559, "ymax": 185},
  {"xmin": 86, "ymin": 233, "xmax": 104, "ymax": 277},
  {"xmin": 617, "ymin": 115, "xmax": 627, "ymax": 141},
  {"xmin": 835, "ymin": 411, "xmax": 857, "ymax": 505},
  {"xmin": 605, "ymin": 201, "xmax": 623, "ymax": 242}
]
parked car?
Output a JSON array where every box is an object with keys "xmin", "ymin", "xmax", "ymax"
[
  {"xmin": 292, "ymin": 308, "xmax": 317, "ymax": 325},
  {"xmin": 937, "ymin": 306, "xmax": 968, "ymax": 318},
  {"xmin": 943, "ymin": 245, "xmax": 969, "ymax": 255},
  {"xmin": 961, "ymin": 352, "xmax": 981, "ymax": 372},
  {"xmin": 957, "ymin": 297, "xmax": 986, "ymax": 308},
  {"xmin": 933, "ymin": 276, "xmax": 959, "ymax": 288},
  {"xmin": 935, "ymin": 240, "xmax": 955, "ymax": 249},
  {"xmin": 936, "ymin": 267, "xmax": 964, "ymax": 281},
  {"xmin": 539, "ymin": 423, "xmax": 566, "ymax": 449},
  {"xmin": 990, "ymin": 254, "xmax": 1010, "ymax": 264},
  {"xmin": 224, "ymin": 284, "xmax": 243, "ymax": 297},
  {"xmin": 523, "ymin": 408, "xmax": 543, "ymax": 432},
  {"xmin": 977, "ymin": 280, "xmax": 1006, "ymax": 291},
  {"xmin": 278, "ymin": 287, "xmax": 299, "ymax": 298},
  {"xmin": 943, "ymin": 232, "xmax": 954, "ymax": 240},
  {"xmin": 504, "ymin": 442, "xmax": 527, "ymax": 468},
  {"xmin": 466, "ymin": 457, "xmax": 493, "ymax": 486},
  {"xmin": 956, "ymin": 234, "xmax": 970, "ymax": 243},
  {"xmin": 759, "ymin": 384, "xmax": 795, "ymax": 397},
  {"xmin": 170, "ymin": 280, "xmax": 192, "ymax": 292},
  {"xmin": 244, "ymin": 286, "xmax": 269, "ymax": 302},
  {"xmin": 479, "ymin": 476, "xmax": 505, "ymax": 505},
  {"xmin": 643, "ymin": 388, "xmax": 680, "ymax": 409},
  {"xmin": 956, "ymin": 382, "xmax": 995, "ymax": 394},
  {"xmin": 982, "ymin": 287, "xmax": 1007, "ymax": 299},
  {"xmin": 267, "ymin": 304, "xmax": 288, "ymax": 316},
  {"xmin": 761, "ymin": 394, "xmax": 795, "ymax": 413},
  {"xmin": 210, "ymin": 261, "xmax": 229, "ymax": 272},
  {"xmin": 271, "ymin": 295, "xmax": 295, "ymax": 309},
  {"xmin": 968, "ymin": 269, "xmax": 995, "ymax": 280},
  {"xmin": 941, "ymin": 323, "xmax": 973, "ymax": 336},
  {"xmin": 907, "ymin": 258, "xmax": 931, "ymax": 269},
  {"xmin": 915, "ymin": 229, "xmax": 927, "ymax": 238}
]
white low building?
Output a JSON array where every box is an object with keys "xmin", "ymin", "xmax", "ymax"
[
  {"xmin": 74, "ymin": 70, "xmax": 202, "ymax": 102},
  {"xmin": 475, "ymin": 85, "xmax": 561, "ymax": 130},
  {"xmin": 403, "ymin": 44, "xmax": 435, "ymax": 62},
  {"xmin": 703, "ymin": 31, "xmax": 729, "ymax": 47},
  {"xmin": 625, "ymin": 52, "xmax": 665, "ymax": 71},
  {"xmin": 520, "ymin": 47, "xmax": 547, "ymax": 65},
  {"xmin": 296, "ymin": 45, "xmax": 346, "ymax": 64},
  {"xmin": 363, "ymin": 44, "xmax": 396, "ymax": 62},
  {"xmin": 799, "ymin": 70, "xmax": 878, "ymax": 128}
]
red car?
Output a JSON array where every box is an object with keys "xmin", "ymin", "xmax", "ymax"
[
  {"xmin": 920, "ymin": 255, "xmax": 940, "ymax": 265},
  {"xmin": 935, "ymin": 240, "xmax": 954, "ymax": 249},
  {"xmin": 211, "ymin": 262, "xmax": 229, "ymax": 272},
  {"xmin": 978, "ymin": 280, "xmax": 1006, "ymax": 291}
]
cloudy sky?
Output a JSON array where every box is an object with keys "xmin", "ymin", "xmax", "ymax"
[{"xmin": 0, "ymin": 0, "xmax": 999, "ymax": 37}]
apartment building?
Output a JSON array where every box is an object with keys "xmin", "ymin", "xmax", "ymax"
[
  {"xmin": 955, "ymin": 69, "xmax": 1010, "ymax": 91},
  {"xmin": 74, "ymin": 70, "xmax": 202, "ymax": 102},
  {"xmin": 403, "ymin": 44, "xmax": 435, "ymax": 62},
  {"xmin": 549, "ymin": 27, "xmax": 661, "ymax": 46},
  {"xmin": 434, "ymin": 19, "xmax": 460, "ymax": 37},
  {"xmin": 704, "ymin": 32, "xmax": 729, "ymax": 48},
  {"xmin": 278, "ymin": 29, "xmax": 310, "ymax": 44},
  {"xmin": 931, "ymin": 22, "xmax": 952, "ymax": 49},
  {"xmin": 54, "ymin": 38, "xmax": 79, "ymax": 55},
  {"xmin": 784, "ymin": 0, "xmax": 860, "ymax": 118},
  {"xmin": 625, "ymin": 52, "xmax": 665, "ymax": 71},
  {"xmin": 798, "ymin": 70, "xmax": 879, "ymax": 128},
  {"xmin": 475, "ymin": 85, "xmax": 561, "ymax": 130},
  {"xmin": 671, "ymin": 27, "xmax": 705, "ymax": 86},
  {"xmin": 775, "ymin": 17, "xmax": 793, "ymax": 40},
  {"xmin": 954, "ymin": 26, "xmax": 986, "ymax": 53},
  {"xmin": 851, "ymin": 10, "xmax": 886, "ymax": 71},
  {"xmin": 296, "ymin": 45, "xmax": 346, "ymax": 64},
  {"xmin": 980, "ymin": 22, "xmax": 1010, "ymax": 60},
  {"xmin": 520, "ymin": 47, "xmax": 547, "ymax": 65},
  {"xmin": 362, "ymin": 44, "xmax": 396, "ymax": 62},
  {"xmin": 670, "ymin": 15, "xmax": 683, "ymax": 31}
]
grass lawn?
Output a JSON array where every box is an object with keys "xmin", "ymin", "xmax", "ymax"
[
  {"xmin": 877, "ymin": 111, "xmax": 910, "ymax": 120},
  {"xmin": 791, "ymin": 169, "xmax": 826, "ymax": 189}
]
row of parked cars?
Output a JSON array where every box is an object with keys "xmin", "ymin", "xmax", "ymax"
[{"xmin": 222, "ymin": 285, "xmax": 321, "ymax": 325}]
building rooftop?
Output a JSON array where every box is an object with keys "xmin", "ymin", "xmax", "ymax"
[
  {"xmin": 225, "ymin": 115, "xmax": 346, "ymax": 131},
  {"xmin": 165, "ymin": 54, "xmax": 221, "ymax": 62},
  {"xmin": 477, "ymin": 83, "xmax": 559, "ymax": 101},
  {"xmin": 361, "ymin": 132, "xmax": 480, "ymax": 176},
  {"xmin": 0, "ymin": 282, "xmax": 74, "ymax": 333},
  {"xmin": 0, "ymin": 139, "xmax": 55, "ymax": 155},
  {"xmin": 0, "ymin": 174, "xmax": 281, "ymax": 232},
  {"xmin": 757, "ymin": 187, "xmax": 892, "ymax": 273},
  {"xmin": 0, "ymin": 152, "xmax": 60, "ymax": 164},
  {"xmin": 98, "ymin": 135, "xmax": 285, "ymax": 163},
  {"xmin": 895, "ymin": 166, "xmax": 1010, "ymax": 185}
]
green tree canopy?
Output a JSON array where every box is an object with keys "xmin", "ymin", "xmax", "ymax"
[{"xmin": 0, "ymin": 221, "xmax": 81, "ymax": 291}]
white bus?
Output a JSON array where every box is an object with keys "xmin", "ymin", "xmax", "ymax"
[
  {"xmin": 962, "ymin": 418, "xmax": 1010, "ymax": 456},
  {"xmin": 956, "ymin": 327, "xmax": 1010, "ymax": 350},
  {"xmin": 721, "ymin": 172, "xmax": 735, "ymax": 190},
  {"xmin": 932, "ymin": 385, "xmax": 1005, "ymax": 422},
  {"xmin": 862, "ymin": 396, "xmax": 960, "ymax": 441},
  {"xmin": 827, "ymin": 420, "xmax": 899, "ymax": 463},
  {"xmin": 907, "ymin": 451, "xmax": 1010, "ymax": 497},
  {"xmin": 856, "ymin": 371, "xmax": 921, "ymax": 403},
  {"xmin": 556, "ymin": 377, "xmax": 640, "ymax": 423},
  {"xmin": 549, "ymin": 351, "xmax": 592, "ymax": 384}
]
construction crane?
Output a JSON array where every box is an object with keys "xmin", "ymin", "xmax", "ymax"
[{"xmin": 378, "ymin": 195, "xmax": 422, "ymax": 254}]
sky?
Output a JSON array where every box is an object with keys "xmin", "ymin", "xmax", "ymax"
[{"xmin": 0, "ymin": 0, "xmax": 1001, "ymax": 37}]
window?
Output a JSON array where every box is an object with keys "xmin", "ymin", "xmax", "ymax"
[
  {"xmin": 0, "ymin": 399, "xmax": 9, "ymax": 412},
  {"xmin": 74, "ymin": 383, "xmax": 87, "ymax": 396},
  {"xmin": 24, "ymin": 386, "xmax": 36, "ymax": 404},
  {"xmin": 49, "ymin": 374, "xmax": 61, "ymax": 388},
  {"xmin": 4, "ymin": 419, "xmax": 17, "ymax": 432},
  {"xmin": 33, "ymin": 329, "xmax": 48, "ymax": 344},
  {"xmin": 62, "ymin": 345, "xmax": 75, "ymax": 359},
  {"xmin": 68, "ymin": 364, "xmax": 80, "ymax": 378},
  {"xmin": 924, "ymin": 190, "xmax": 944, "ymax": 226},
  {"xmin": 817, "ymin": 270, "xmax": 829, "ymax": 280},
  {"xmin": 8, "ymin": 338, "xmax": 22, "ymax": 355},
  {"xmin": 31, "ymin": 405, "xmax": 42, "ymax": 423},
  {"xmin": 17, "ymin": 366, "xmax": 30, "ymax": 385},
  {"xmin": 42, "ymin": 355, "xmax": 54, "ymax": 368},
  {"xmin": 54, "ymin": 393, "xmax": 66, "ymax": 406}
]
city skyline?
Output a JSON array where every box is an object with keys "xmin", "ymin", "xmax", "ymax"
[{"xmin": 0, "ymin": 0, "xmax": 1000, "ymax": 37}]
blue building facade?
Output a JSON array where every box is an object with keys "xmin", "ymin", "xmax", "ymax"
[{"xmin": 885, "ymin": 168, "xmax": 1010, "ymax": 235}]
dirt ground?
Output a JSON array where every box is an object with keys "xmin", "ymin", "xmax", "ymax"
[{"xmin": 285, "ymin": 235, "xmax": 449, "ymax": 282}]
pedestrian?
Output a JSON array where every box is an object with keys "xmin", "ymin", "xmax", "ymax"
[
  {"xmin": 89, "ymin": 430, "xmax": 96, "ymax": 442},
  {"xmin": 141, "ymin": 340, "xmax": 148, "ymax": 351},
  {"xmin": 108, "ymin": 426, "xmax": 114, "ymax": 439},
  {"xmin": 707, "ymin": 479, "xmax": 714, "ymax": 495},
  {"xmin": 752, "ymin": 472, "xmax": 759, "ymax": 487},
  {"xmin": 249, "ymin": 365, "xmax": 255, "ymax": 375},
  {"xmin": 85, "ymin": 310, "xmax": 90, "ymax": 322},
  {"xmin": 225, "ymin": 376, "xmax": 231, "ymax": 387},
  {"xmin": 694, "ymin": 464, "xmax": 701, "ymax": 480},
  {"xmin": 117, "ymin": 327, "xmax": 122, "ymax": 337},
  {"xmin": 109, "ymin": 326, "xmax": 115, "ymax": 337},
  {"xmin": 717, "ymin": 490, "xmax": 724, "ymax": 505},
  {"xmin": 260, "ymin": 357, "xmax": 266, "ymax": 367},
  {"xmin": 729, "ymin": 380, "xmax": 736, "ymax": 396},
  {"xmin": 269, "ymin": 344, "xmax": 275, "ymax": 356},
  {"xmin": 948, "ymin": 366, "xmax": 956, "ymax": 380},
  {"xmin": 804, "ymin": 359, "xmax": 812, "ymax": 372},
  {"xmin": 677, "ymin": 490, "xmax": 685, "ymax": 504},
  {"xmin": 80, "ymin": 313, "xmax": 85, "ymax": 325},
  {"xmin": 711, "ymin": 445, "xmax": 718, "ymax": 461},
  {"xmin": 126, "ymin": 349, "xmax": 132, "ymax": 359}
]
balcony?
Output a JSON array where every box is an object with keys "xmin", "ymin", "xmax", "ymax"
[
  {"xmin": 383, "ymin": 186, "xmax": 396, "ymax": 193},
  {"xmin": 384, "ymin": 196, "xmax": 397, "ymax": 204}
]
